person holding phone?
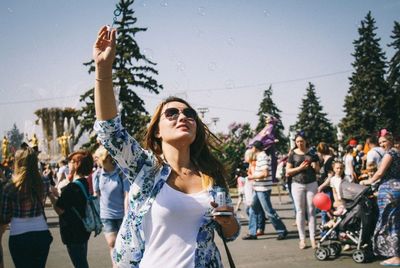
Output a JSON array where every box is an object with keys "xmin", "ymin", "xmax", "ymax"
[
  {"xmin": 93, "ymin": 26, "xmax": 240, "ymax": 267},
  {"xmin": 286, "ymin": 132, "xmax": 320, "ymax": 249}
]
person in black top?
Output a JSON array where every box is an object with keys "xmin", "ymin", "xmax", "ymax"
[
  {"xmin": 316, "ymin": 142, "xmax": 334, "ymax": 227},
  {"xmin": 286, "ymin": 133, "xmax": 320, "ymax": 249},
  {"xmin": 50, "ymin": 151, "xmax": 93, "ymax": 268}
]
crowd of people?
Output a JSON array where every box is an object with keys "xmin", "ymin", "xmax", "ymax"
[
  {"xmin": 0, "ymin": 24, "xmax": 399, "ymax": 268},
  {"xmin": 236, "ymin": 128, "xmax": 400, "ymax": 266}
]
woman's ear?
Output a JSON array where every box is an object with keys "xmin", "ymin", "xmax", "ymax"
[{"xmin": 154, "ymin": 131, "xmax": 161, "ymax": 139}]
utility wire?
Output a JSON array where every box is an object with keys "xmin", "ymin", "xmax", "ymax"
[{"xmin": 0, "ymin": 69, "xmax": 352, "ymax": 106}]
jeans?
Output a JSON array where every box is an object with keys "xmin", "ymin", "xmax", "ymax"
[
  {"xmin": 249, "ymin": 190, "xmax": 287, "ymax": 235},
  {"xmin": 247, "ymin": 206, "xmax": 266, "ymax": 231},
  {"xmin": 66, "ymin": 242, "xmax": 89, "ymax": 268},
  {"xmin": 101, "ymin": 218, "xmax": 123, "ymax": 233},
  {"xmin": 9, "ymin": 230, "xmax": 53, "ymax": 268}
]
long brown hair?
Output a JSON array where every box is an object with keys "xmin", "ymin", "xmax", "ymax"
[
  {"xmin": 13, "ymin": 147, "xmax": 44, "ymax": 200},
  {"xmin": 144, "ymin": 96, "xmax": 228, "ymax": 189}
]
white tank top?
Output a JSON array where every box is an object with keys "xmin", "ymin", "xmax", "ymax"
[
  {"xmin": 10, "ymin": 215, "xmax": 48, "ymax": 236},
  {"xmin": 140, "ymin": 183, "xmax": 211, "ymax": 268}
]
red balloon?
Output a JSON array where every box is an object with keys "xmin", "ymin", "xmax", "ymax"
[{"xmin": 313, "ymin": 192, "xmax": 332, "ymax": 211}]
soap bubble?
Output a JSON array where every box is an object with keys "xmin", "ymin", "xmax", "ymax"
[
  {"xmin": 176, "ymin": 61, "xmax": 186, "ymax": 72},
  {"xmin": 263, "ymin": 10, "xmax": 270, "ymax": 17},
  {"xmin": 208, "ymin": 62, "xmax": 217, "ymax": 71},
  {"xmin": 197, "ymin": 7, "xmax": 206, "ymax": 16}
]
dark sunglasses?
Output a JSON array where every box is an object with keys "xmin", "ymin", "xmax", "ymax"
[{"xmin": 162, "ymin": 107, "xmax": 197, "ymax": 120}]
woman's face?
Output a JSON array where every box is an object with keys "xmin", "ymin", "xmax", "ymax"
[
  {"xmin": 157, "ymin": 101, "xmax": 197, "ymax": 147},
  {"xmin": 295, "ymin": 136, "xmax": 306, "ymax": 150},
  {"xmin": 379, "ymin": 137, "xmax": 391, "ymax": 151}
]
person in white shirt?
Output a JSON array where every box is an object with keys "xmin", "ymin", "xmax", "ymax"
[
  {"xmin": 366, "ymin": 135, "xmax": 385, "ymax": 167},
  {"xmin": 242, "ymin": 141, "xmax": 287, "ymax": 240},
  {"xmin": 93, "ymin": 25, "xmax": 240, "ymax": 267}
]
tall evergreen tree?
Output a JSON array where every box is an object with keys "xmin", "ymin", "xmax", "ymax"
[
  {"xmin": 387, "ymin": 21, "xmax": 400, "ymax": 135},
  {"xmin": 7, "ymin": 123, "xmax": 24, "ymax": 153},
  {"xmin": 77, "ymin": 0, "xmax": 162, "ymax": 149},
  {"xmin": 340, "ymin": 11, "xmax": 389, "ymax": 141},
  {"xmin": 292, "ymin": 82, "xmax": 336, "ymax": 147},
  {"xmin": 255, "ymin": 85, "xmax": 288, "ymax": 153}
]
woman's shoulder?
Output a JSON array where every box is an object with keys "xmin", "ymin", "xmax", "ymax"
[
  {"xmin": 388, "ymin": 148, "xmax": 400, "ymax": 159},
  {"xmin": 2, "ymin": 180, "xmax": 16, "ymax": 195}
]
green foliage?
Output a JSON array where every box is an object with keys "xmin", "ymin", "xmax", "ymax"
[
  {"xmin": 340, "ymin": 11, "xmax": 389, "ymax": 142},
  {"xmin": 77, "ymin": 0, "xmax": 162, "ymax": 148},
  {"xmin": 255, "ymin": 85, "xmax": 288, "ymax": 153},
  {"xmin": 7, "ymin": 123, "xmax": 24, "ymax": 152},
  {"xmin": 292, "ymin": 82, "xmax": 336, "ymax": 147},
  {"xmin": 215, "ymin": 123, "xmax": 254, "ymax": 187},
  {"xmin": 387, "ymin": 21, "xmax": 400, "ymax": 136}
]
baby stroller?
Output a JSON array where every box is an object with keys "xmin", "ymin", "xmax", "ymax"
[{"xmin": 314, "ymin": 181, "xmax": 378, "ymax": 263}]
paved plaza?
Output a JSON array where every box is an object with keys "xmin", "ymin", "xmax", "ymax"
[{"xmin": 2, "ymin": 191, "xmax": 383, "ymax": 267}]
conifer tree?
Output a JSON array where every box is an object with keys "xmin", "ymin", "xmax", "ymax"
[
  {"xmin": 292, "ymin": 82, "xmax": 335, "ymax": 147},
  {"xmin": 77, "ymin": 0, "xmax": 162, "ymax": 149},
  {"xmin": 340, "ymin": 12, "xmax": 389, "ymax": 141},
  {"xmin": 387, "ymin": 21, "xmax": 400, "ymax": 135},
  {"xmin": 7, "ymin": 123, "xmax": 24, "ymax": 152},
  {"xmin": 255, "ymin": 85, "xmax": 288, "ymax": 153}
]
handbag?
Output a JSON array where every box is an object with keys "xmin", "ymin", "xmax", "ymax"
[{"xmin": 218, "ymin": 224, "xmax": 236, "ymax": 268}]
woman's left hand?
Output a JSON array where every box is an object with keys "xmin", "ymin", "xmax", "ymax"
[{"xmin": 210, "ymin": 201, "xmax": 235, "ymax": 226}]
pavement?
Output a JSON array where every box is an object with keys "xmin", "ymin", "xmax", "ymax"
[{"xmin": 2, "ymin": 186, "xmax": 383, "ymax": 267}]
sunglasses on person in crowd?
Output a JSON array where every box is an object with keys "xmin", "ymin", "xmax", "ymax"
[{"xmin": 162, "ymin": 107, "xmax": 197, "ymax": 121}]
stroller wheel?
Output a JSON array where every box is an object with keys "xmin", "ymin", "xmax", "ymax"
[
  {"xmin": 333, "ymin": 243, "xmax": 342, "ymax": 256},
  {"xmin": 329, "ymin": 243, "xmax": 341, "ymax": 257},
  {"xmin": 315, "ymin": 247, "xmax": 329, "ymax": 261},
  {"xmin": 352, "ymin": 250, "xmax": 366, "ymax": 263}
]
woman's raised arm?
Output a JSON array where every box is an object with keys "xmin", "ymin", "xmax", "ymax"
[{"xmin": 94, "ymin": 26, "xmax": 118, "ymax": 121}]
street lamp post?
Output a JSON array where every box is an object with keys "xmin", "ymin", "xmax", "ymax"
[
  {"xmin": 337, "ymin": 126, "xmax": 344, "ymax": 158},
  {"xmin": 211, "ymin": 117, "xmax": 219, "ymax": 132},
  {"xmin": 197, "ymin": 107, "xmax": 209, "ymax": 120}
]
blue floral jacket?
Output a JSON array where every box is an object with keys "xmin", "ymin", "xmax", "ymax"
[{"xmin": 94, "ymin": 116, "xmax": 240, "ymax": 268}]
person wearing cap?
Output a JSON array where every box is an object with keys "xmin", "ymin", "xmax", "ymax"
[
  {"xmin": 50, "ymin": 150, "xmax": 94, "ymax": 268},
  {"xmin": 242, "ymin": 140, "xmax": 288, "ymax": 240},
  {"xmin": 93, "ymin": 146, "xmax": 129, "ymax": 268}
]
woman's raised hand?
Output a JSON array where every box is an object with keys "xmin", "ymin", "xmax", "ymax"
[{"xmin": 93, "ymin": 26, "xmax": 116, "ymax": 72}]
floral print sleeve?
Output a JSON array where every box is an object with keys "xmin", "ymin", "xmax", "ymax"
[{"xmin": 94, "ymin": 116, "xmax": 157, "ymax": 183}]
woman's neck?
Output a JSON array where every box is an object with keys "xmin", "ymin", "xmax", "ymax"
[
  {"xmin": 162, "ymin": 142, "xmax": 192, "ymax": 171},
  {"xmin": 295, "ymin": 147, "xmax": 307, "ymax": 153},
  {"xmin": 323, "ymin": 154, "xmax": 331, "ymax": 160},
  {"xmin": 73, "ymin": 174, "xmax": 83, "ymax": 180},
  {"xmin": 102, "ymin": 162, "xmax": 115, "ymax": 173}
]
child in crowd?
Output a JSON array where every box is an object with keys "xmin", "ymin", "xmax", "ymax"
[
  {"xmin": 234, "ymin": 168, "xmax": 246, "ymax": 212},
  {"xmin": 358, "ymin": 162, "xmax": 378, "ymax": 183},
  {"xmin": 318, "ymin": 161, "xmax": 346, "ymax": 226}
]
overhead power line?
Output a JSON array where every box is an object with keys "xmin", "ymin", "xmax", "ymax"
[{"xmin": 0, "ymin": 69, "xmax": 352, "ymax": 106}]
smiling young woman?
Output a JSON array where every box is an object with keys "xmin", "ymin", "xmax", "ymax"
[{"xmin": 93, "ymin": 25, "xmax": 240, "ymax": 268}]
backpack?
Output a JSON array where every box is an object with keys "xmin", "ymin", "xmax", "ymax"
[{"xmin": 71, "ymin": 180, "xmax": 102, "ymax": 237}]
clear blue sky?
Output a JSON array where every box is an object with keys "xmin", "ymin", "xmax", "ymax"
[{"xmin": 0, "ymin": 0, "xmax": 399, "ymax": 140}]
